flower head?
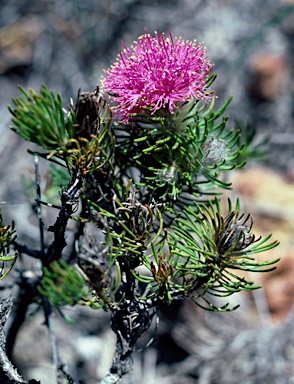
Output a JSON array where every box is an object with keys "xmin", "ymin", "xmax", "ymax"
[
  {"xmin": 103, "ymin": 32, "xmax": 214, "ymax": 122},
  {"xmin": 202, "ymin": 137, "xmax": 229, "ymax": 167},
  {"xmin": 215, "ymin": 211, "xmax": 257, "ymax": 259}
]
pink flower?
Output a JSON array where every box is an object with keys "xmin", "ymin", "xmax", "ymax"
[{"xmin": 102, "ymin": 32, "xmax": 214, "ymax": 122}]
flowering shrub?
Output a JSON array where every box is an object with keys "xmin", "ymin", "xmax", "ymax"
[{"xmin": 0, "ymin": 32, "xmax": 279, "ymax": 384}]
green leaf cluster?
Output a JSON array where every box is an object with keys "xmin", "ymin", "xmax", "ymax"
[
  {"xmin": 113, "ymin": 78, "xmax": 245, "ymax": 206},
  {"xmin": 0, "ymin": 210, "xmax": 17, "ymax": 280},
  {"xmin": 38, "ymin": 260, "xmax": 90, "ymax": 307},
  {"xmin": 9, "ymin": 85, "xmax": 75, "ymax": 150},
  {"xmin": 6, "ymin": 81, "xmax": 280, "ymax": 314},
  {"xmin": 9, "ymin": 86, "xmax": 114, "ymax": 177},
  {"xmin": 127, "ymin": 198, "xmax": 279, "ymax": 308}
]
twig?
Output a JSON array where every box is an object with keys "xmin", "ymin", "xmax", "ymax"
[
  {"xmin": 0, "ymin": 296, "xmax": 27, "ymax": 383},
  {"xmin": 13, "ymin": 243, "xmax": 42, "ymax": 259},
  {"xmin": 34, "ymin": 156, "xmax": 45, "ymax": 255},
  {"xmin": 6, "ymin": 277, "xmax": 35, "ymax": 360},
  {"xmin": 43, "ymin": 298, "xmax": 63, "ymax": 384},
  {"xmin": 0, "ymin": 348, "xmax": 27, "ymax": 383},
  {"xmin": 46, "ymin": 171, "xmax": 83, "ymax": 265},
  {"xmin": 58, "ymin": 365, "xmax": 77, "ymax": 384}
]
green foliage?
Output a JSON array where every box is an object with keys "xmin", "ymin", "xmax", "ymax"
[
  {"xmin": 0, "ymin": 210, "xmax": 17, "ymax": 252},
  {"xmin": 7, "ymin": 81, "xmax": 279, "ymax": 315},
  {"xmin": 127, "ymin": 197, "xmax": 279, "ymax": 309},
  {"xmin": 0, "ymin": 210, "xmax": 17, "ymax": 280},
  {"xmin": 38, "ymin": 260, "xmax": 90, "ymax": 307},
  {"xmin": 9, "ymin": 85, "xmax": 75, "ymax": 150},
  {"xmin": 114, "ymin": 89, "xmax": 245, "ymax": 210},
  {"xmin": 52, "ymin": 128, "xmax": 113, "ymax": 176},
  {"xmin": 167, "ymin": 198, "xmax": 279, "ymax": 309},
  {"xmin": 50, "ymin": 87, "xmax": 114, "ymax": 175},
  {"xmin": 9, "ymin": 85, "xmax": 114, "ymax": 177}
]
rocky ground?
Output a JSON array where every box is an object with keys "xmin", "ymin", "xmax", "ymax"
[{"xmin": 0, "ymin": 0, "xmax": 294, "ymax": 383}]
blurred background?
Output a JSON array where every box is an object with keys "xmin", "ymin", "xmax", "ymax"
[{"xmin": 0, "ymin": 0, "xmax": 294, "ymax": 383}]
